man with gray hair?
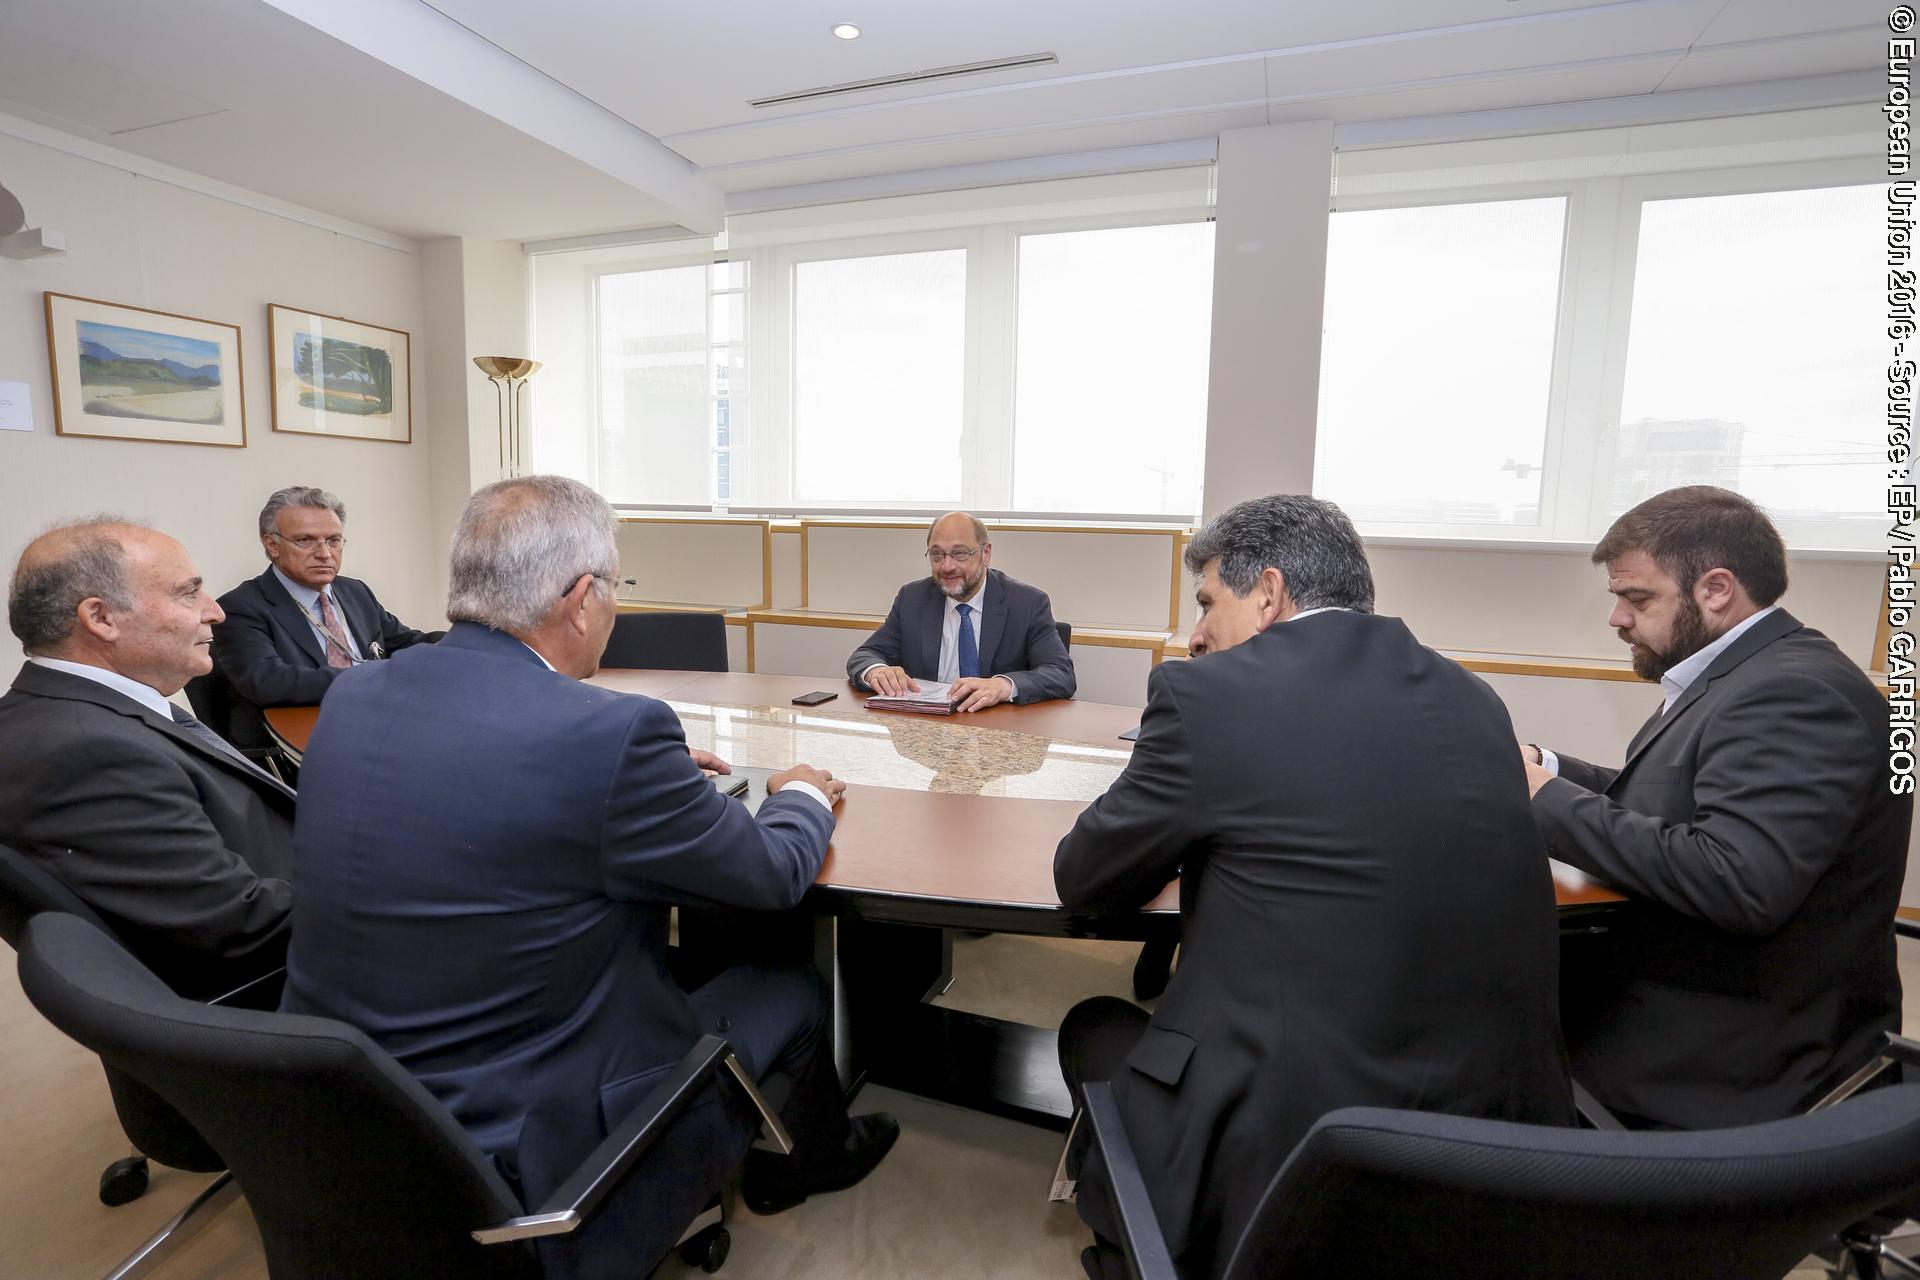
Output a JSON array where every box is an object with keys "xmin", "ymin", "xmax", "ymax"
[
  {"xmin": 1053, "ymin": 494, "xmax": 1571, "ymax": 1280},
  {"xmin": 282, "ymin": 475, "xmax": 897, "ymax": 1280},
  {"xmin": 0, "ymin": 520, "xmax": 294, "ymax": 996},
  {"xmin": 213, "ymin": 485, "xmax": 438, "ymax": 759}
]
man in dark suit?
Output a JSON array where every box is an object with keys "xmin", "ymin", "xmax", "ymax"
[
  {"xmin": 1055, "ymin": 495, "xmax": 1572, "ymax": 1280},
  {"xmin": 213, "ymin": 485, "xmax": 437, "ymax": 755},
  {"xmin": 0, "ymin": 520, "xmax": 294, "ymax": 997},
  {"xmin": 1524, "ymin": 485, "xmax": 1908, "ymax": 1130},
  {"xmin": 847, "ymin": 511, "xmax": 1074, "ymax": 710},
  {"xmin": 281, "ymin": 475, "xmax": 896, "ymax": 1280}
]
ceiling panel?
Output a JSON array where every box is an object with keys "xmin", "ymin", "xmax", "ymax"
[
  {"xmin": 0, "ymin": 27, "xmax": 227, "ymax": 135},
  {"xmin": 1657, "ymin": 27, "xmax": 1883, "ymax": 94},
  {"xmin": 1694, "ymin": 0, "xmax": 1889, "ymax": 45},
  {"xmin": 672, "ymin": 60, "xmax": 1267, "ymax": 170}
]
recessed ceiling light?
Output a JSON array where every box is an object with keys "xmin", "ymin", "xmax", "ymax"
[{"xmin": 832, "ymin": 23, "xmax": 861, "ymax": 39}]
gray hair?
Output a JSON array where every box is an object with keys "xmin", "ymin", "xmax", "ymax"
[
  {"xmin": 8, "ymin": 517, "xmax": 138, "ymax": 654},
  {"xmin": 1184, "ymin": 495, "xmax": 1375, "ymax": 613},
  {"xmin": 447, "ymin": 475, "xmax": 618, "ymax": 635},
  {"xmin": 259, "ymin": 486, "xmax": 346, "ymax": 537}
]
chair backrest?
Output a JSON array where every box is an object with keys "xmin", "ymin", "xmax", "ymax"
[
  {"xmin": 1225, "ymin": 1091, "xmax": 1920, "ymax": 1279},
  {"xmin": 19, "ymin": 913, "xmax": 539, "ymax": 1280},
  {"xmin": 1056, "ymin": 621, "xmax": 1071, "ymax": 650},
  {"xmin": 601, "ymin": 612, "xmax": 728, "ymax": 672},
  {"xmin": 182, "ymin": 667, "xmax": 238, "ymax": 740},
  {"xmin": 0, "ymin": 840, "xmax": 112, "ymax": 948}
]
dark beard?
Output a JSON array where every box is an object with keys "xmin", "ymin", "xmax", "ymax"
[{"xmin": 1628, "ymin": 596, "xmax": 1715, "ymax": 680}]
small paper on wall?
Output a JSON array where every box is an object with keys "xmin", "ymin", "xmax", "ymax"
[{"xmin": 0, "ymin": 380, "xmax": 32, "ymax": 432}]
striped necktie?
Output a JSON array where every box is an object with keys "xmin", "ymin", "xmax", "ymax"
[
  {"xmin": 315, "ymin": 591, "xmax": 354, "ymax": 669},
  {"xmin": 169, "ymin": 706, "xmax": 294, "ymax": 796}
]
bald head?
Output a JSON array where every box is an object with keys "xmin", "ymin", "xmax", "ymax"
[
  {"xmin": 925, "ymin": 511, "xmax": 992, "ymax": 602},
  {"xmin": 8, "ymin": 519, "xmax": 222, "ymax": 693}
]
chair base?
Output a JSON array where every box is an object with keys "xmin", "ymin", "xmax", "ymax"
[
  {"xmin": 99, "ymin": 1155, "xmax": 149, "ymax": 1206},
  {"xmin": 103, "ymin": 1171, "xmax": 240, "ymax": 1280}
]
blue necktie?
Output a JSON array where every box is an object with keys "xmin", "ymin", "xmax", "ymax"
[{"xmin": 955, "ymin": 603, "xmax": 980, "ymax": 679}]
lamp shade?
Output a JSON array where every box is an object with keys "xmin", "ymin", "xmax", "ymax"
[{"xmin": 472, "ymin": 356, "xmax": 540, "ymax": 379}]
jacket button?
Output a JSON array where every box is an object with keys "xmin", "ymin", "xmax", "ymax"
[{"xmin": 716, "ymin": 1016, "xmax": 731, "ymax": 1032}]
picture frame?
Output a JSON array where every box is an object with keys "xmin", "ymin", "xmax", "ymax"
[
  {"xmin": 268, "ymin": 302, "xmax": 412, "ymax": 443},
  {"xmin": 43, "ymin": 292, "xmax": 247, "ymax": 448}
]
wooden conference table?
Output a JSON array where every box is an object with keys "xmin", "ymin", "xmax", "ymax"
[{"xmin": 265, "ymin": 671, "xmax": 1624, "ymax": 1120}]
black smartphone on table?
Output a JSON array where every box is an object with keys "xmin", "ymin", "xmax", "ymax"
[{"xmin": 791, "ymin": 690, "xmax": 838, "ymax": 706}]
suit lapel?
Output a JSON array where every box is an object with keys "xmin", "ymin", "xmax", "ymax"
[
  {"xmin": 1614, "ymin": 608, "xmax": 1801, "ymax": 778},
  {"xmin": 917, "ymin": 583, "xmax": 944, "ymax": 681},
  {"xmin": 12, "ymin": 665, "xmax": 294, "ymax": 802},
  {"xmin": 260, "ymin": 570, "xmax": 326, "ymax": 665},
  {"xmin": 331, "ymin": 579, "xmax": 376, "ymax": 656},
  {"xmin": 976, "ymin": 570, "xmax": 1007, "ymax": 673}
]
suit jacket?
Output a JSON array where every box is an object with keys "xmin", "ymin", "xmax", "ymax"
[
  {"xmin": 0, "ymin": 663, "xmax": 294, "ymax": 997},
  {"xmin": 845, "ymin": 568, "xmax": 1075, "ymax": 703},
  {"xmin": 280, "ymin": 623, "xmax": 836, "ymax": 1280},
  {"xmin": 1533, "ymin": 608, "xmax": 1909, "ymax": 1129},
  {"xmin": 1055, "ymin": 612, "xmax": 1572, "ymax": 1279},
  {"xmin": 213, "ymin": 568, "xmax": 437, "ymax": 752}
]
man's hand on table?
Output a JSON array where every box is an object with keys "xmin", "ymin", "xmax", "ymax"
[
  {"xmin": 690, "ymin": 748, "xmax": 731, "ymax": 775},
  {"xmin": 771, "ymin": 763, "xmax": 847, "ymax": 807},
  {"xmin": 865, "ymin": 666, "xmax": 920, "ymax": 696},
  {"xmin": 1518, "ymin": 742, "xmax": 1553, "ymax": 798},
  {"xmin": 950, "ymin": 675, "xmax": 1015, "ymax": 713}
]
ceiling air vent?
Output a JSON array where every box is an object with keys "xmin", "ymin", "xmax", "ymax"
[{"xmin": 750, "ymin": 52, "xmax": 1057, "ymax": 108}]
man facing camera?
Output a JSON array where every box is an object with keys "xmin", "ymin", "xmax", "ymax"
[
  {"xmin": 1055, "ymin": 495, "xmax": 1571, "ymax": 1280},
  {"xmin": 213, "ymin": 485, "xmax": 438, "ymax": 755},
  {"xmin": 1524, "ymin": 486, "xmax": 1908, "ymax": 1130},
  {"xmin": 847, "ymin": 511, "xmax": 1074, "ymax": 711},
  {"xmin": 0, "ymin": 520, "xmax": 294, "ymax": 997},
  {"xmin": 281, "ymin": 476, "xmax": 896, "ymax": 1280}
]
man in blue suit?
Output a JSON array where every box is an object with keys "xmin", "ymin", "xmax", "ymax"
[
  {"xmin": 281, "ymin": 475, "xmax": 897, "ymax": 1280},
  {"xmin": 847, "ymin": 511, "xmax": 1075, "ymax": 711}
]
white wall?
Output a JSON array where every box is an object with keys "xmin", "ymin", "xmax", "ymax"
[{"xmin": 0, "ymin": 130, "xmax": 443, "ymax": 668}]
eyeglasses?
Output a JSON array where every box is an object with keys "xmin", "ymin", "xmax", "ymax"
[
  {"xmin": 270, "ymin": 534, "xmax": 345, "ymax": 552},
  {"xmin": 926, "ymin": 546, "xmax": 981, "ymax": 565}
]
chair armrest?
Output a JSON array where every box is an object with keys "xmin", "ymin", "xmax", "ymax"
[
  {"xmin": 1898, "ymin": 917, "xmax": 1920, "ymax": 943},
  {"xmin": 1887, "ymin": 1032, "xmax": 1920, "ymax": 1071},
  {"xmin": 471, "ymin": 1034, "xmax": 789, "ymax": 1245},
  {"xmin": 1082, "ymin": 1082, "xmax": 1177, "ymax": 1280},
  {"xmin": 206, "ymin": 966, "xmax": 286, "ymax": 1011},
  {"xmin": 1570, "ymin": 1079, "xmax": 1625, "ymax": 1131}
]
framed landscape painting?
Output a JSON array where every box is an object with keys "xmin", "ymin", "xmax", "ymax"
[
  {"xmin": 44, "ymin": 292, "xmax": 246, "ymax": 447},
  {"xmin": 268, "ymin": 303, "xmax": 411, "ymax": 443}
]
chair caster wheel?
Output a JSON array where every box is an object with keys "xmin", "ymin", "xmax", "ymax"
[
  {"xmin": 99, "ymin": 1156, "xmax": 150, "ymax": 1206},
  {"xmin": 679, "ymin": 1224, "xmax": 730, "ymax": 1273}
]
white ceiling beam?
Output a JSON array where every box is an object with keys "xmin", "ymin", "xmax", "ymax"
[{"xmin": 256, "ymin": 0, "xmax": 725, "ymax": 233}]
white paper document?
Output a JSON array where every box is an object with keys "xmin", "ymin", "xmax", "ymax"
[
  {"xmin": 865, "ymin": 680, "xmax": 957, "ymax": 715},
  {"xmin": 0, "ymin": 380, "xmax": 32, "ymax": 432}
]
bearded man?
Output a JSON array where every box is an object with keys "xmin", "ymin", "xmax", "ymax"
[{"xmin": 1523, "ymin": 485, "xmax": 1909, "ymax": 1129}]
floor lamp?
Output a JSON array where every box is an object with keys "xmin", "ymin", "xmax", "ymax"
[{"xmin": 473, "ymin": 356, "xmax": 540, "ymax": 477}]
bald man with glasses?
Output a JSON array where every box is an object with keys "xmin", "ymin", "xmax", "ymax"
[
  {"xmin": 846, "ymin": 511, "xmax": 1075, "ymax": 711},
  {"xmin": 213, "ymin": 486, "xmax": 440, "ymax": 758}
]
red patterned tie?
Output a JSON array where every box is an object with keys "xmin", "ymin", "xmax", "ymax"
[{"xmin": 315, "ymin": 591, "xmax": 353, "ymax": 669}]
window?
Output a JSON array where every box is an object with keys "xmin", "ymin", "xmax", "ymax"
[
  {"xmin": 532, "ymin": 167, "xmax": 1216, "ymax": 519},
  {"xmin": 1012, "ymin": 222, "xmax": 1214, "ymax": 516},
  {"xmin": 792, "ymin": 249, "xmax": 967, "ymax": 506},
  {"xmin": 1317, "ymin": 105, "xmax": 1886, "ymax": 550},
  {"xmin": 1609, "ymin": 184, "xmax": 1883, "ymax": 538},
  {"xmin": 1316, "ymin": 198, "xmax": 1566, "ymax": 527},
  {"xmin": 586, "ymin": 260, "xmax": 747, "ymax": 508}
]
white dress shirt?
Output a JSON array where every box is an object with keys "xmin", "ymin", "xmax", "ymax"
[
  {"xmin": 273, "ymin": 566, "xmax": 363, "ymax": 662},
  {"xmin": 861, "ymin": 587, "xmax": 1017, "ymax": 700},
  {"xmin": 1537, "ymin": 604, "xmax": 1780, "ymax": 776},
  {"xmin": 28, "ymin": 656, "xmax": 174, "ymax": 718}
]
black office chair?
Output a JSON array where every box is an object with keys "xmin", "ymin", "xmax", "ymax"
[
  {"xmin": 1081, "ymin": 1077, "xmax": 1920, "ymax": 1280},
  {"xmin": 601, "ymin": 612, "xmax": 729, "ymax": 672},
  {"xmin": 184, "ymin": 665, "xmax": 294, "ymax": 782},
  {"xmin": 18, "ymin": 912, "xmax": 789, "ymax": 1278},
  {"xmin": 1057, "ymin": 620, "xmax": 1072, "ymax": 650}
]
